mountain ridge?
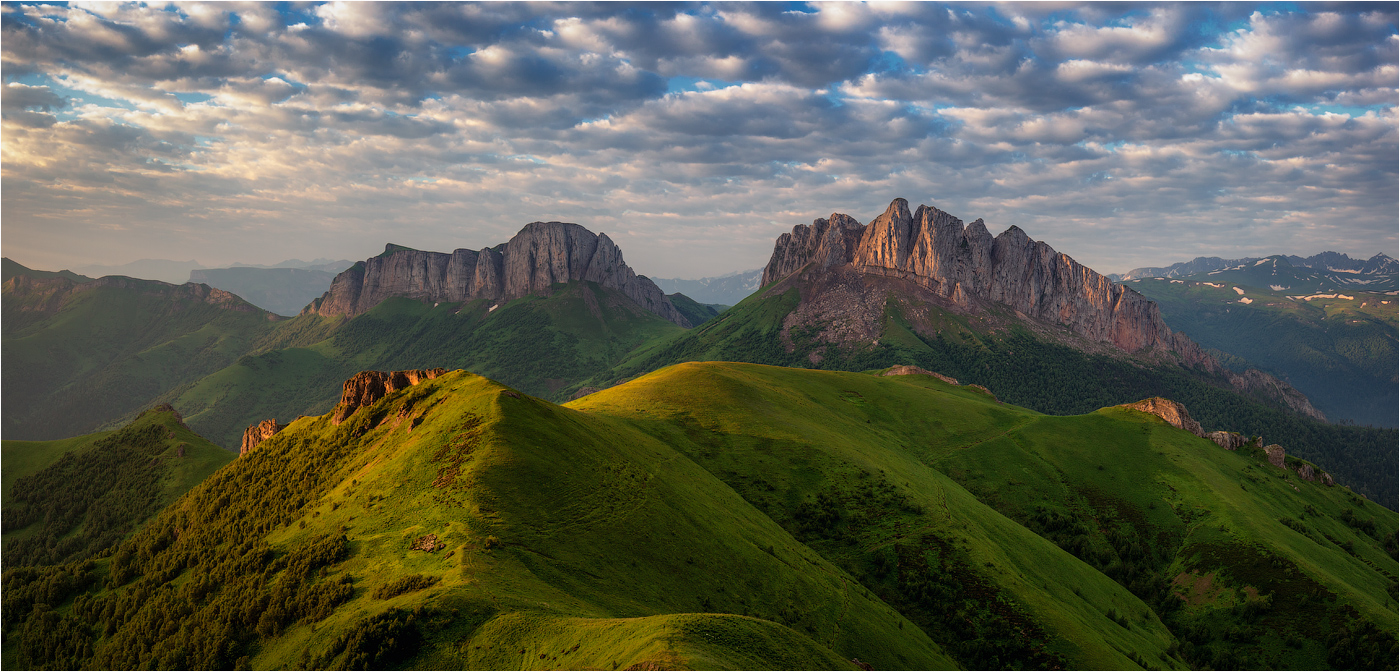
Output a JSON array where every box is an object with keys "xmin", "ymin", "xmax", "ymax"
[{"xmin": 303, "ymin": 222, "xmax": 688, "ymax": 327}]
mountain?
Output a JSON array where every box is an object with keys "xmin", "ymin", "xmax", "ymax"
[
  {"xmin": 651, "ymin": 268, "xmax": 763, "ymax": 306},
  {"xmin": 1, "ymin": 257, "xmax": 93, "ymax": 284},
  {"xmin": 304, "ymin": 222, "xmax": 688, "ymax": 327},
  {"xmin": 1, "ymin": 405, "xmax": 234, "ymax": 568},
  {"xmin": 71, "ymin": 258, "xmax": 206, "ymax": 285},
  {"xmin": 228, "ymin": 258, "xmax": 355, "ymax": 273},
  {"xmin": 5, "ymin": 364, "xmax": 1394, "ymax": 670},
  {"xmin": 172, "ymin": 283, "xmax": 686, "ymax": 448},
  {"xmin": 2, "ymin": 272, "xmax": 282, "ymax": 441},
  {"xmin": 572, "ymin": 198, "xmax": 1399, "ymax": 506},
  {"xmin": 1119, "ymin": 253, "xmax": 1397, "ymax": 293},
  {"xmin": 189, "ymin": 267, "xmax": 339, "ymax": 316},
  {"xmin": 666, "ymin": 292, "xmax": 722, "ymax": 326},
  {"xmin": 1122, "ymin": 275, "xmax": 1398, "ymax": 428}
]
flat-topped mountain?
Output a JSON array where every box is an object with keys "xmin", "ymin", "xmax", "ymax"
[{"xmin": 303, "ymin": 222, "xmax": 688, "ymax": 327}]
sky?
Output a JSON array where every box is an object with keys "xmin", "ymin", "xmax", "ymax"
[{"xmin": 1, "ymin": 1, "xmax": 1396, "ymax": 279}]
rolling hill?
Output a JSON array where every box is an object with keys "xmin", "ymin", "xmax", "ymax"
[
  {"xmin": 1, "ymin": 405, "xmax": 235, "ymax": 568},
  {"xmin": 5, "ymin": 364, "xmax": 1393, "ymax": 670}
]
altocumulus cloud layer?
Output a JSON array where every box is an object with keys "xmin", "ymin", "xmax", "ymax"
[{"xmin": 2, "ymin": 1, "xmax": 1396, "ymax": 277}]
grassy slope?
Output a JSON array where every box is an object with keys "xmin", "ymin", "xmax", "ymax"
[
  {"xmin": 2, "ymin": 280, "xmax": 280, "ymax": 440},
  {"xmin": 581, "ymin": 287, "xmax": 1400, "ymax": 509},
  {"xmin": 1126, "ymin": 277, "xmax": 1398, "ymax": 428},
  {"xmin": 1, "ymin": 257, "xmax": 93, "ymax": 283},
  {"xmin": 7, "ymin": 370, "xmax": 953, "ymax": 670},
  {"xmin": 666, "ymin": 292, "xmax": 721, "ymax": 327},
  {"xmin": 174, "ymin": 283, "xmax": 685, "ymax": 448},
  {"xmin": 572, "ymin": 362, "xmax": 1398, "ymax": 669},
  {"xmin": 1, "ymin": 408, "xmax": 234, "ymax": 567}
]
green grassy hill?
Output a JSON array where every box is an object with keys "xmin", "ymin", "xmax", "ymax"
[
  {"xmin": 577, "ymin": 287, "xmax": 1399, "ymax": 508},
  {"xmin": 1, "ymin": 406, "xmax": 234, "ymax": 568},
  {"xmin": 173, "ymin": 283, "xmax": 686, "ymax": 447},
  {"xmin": 6, "ymin": 364, "xmax": 1393, "ymax": 670},
  {"xmin": 1124, "ymin": 277, "xmax": 1398, "ymax": 428},
  {"xmin": 2, "ymin": 273, "xmax": 282, "ymax": 441}
]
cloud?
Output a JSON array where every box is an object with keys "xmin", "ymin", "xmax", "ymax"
[{"xmin": 1, "ymin": 2, "xmax": 1395, "ymax": 277}]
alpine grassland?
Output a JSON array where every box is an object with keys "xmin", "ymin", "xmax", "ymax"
[
  {"xmin": 579, "ymin": 287, "xmax": 1399, "ymax": 508},
  {"xmin": 2, "ymin": 369, "xmax": 951, "ymax": 670},
  {"xmin": 6, "ymin": 363, "xmax": 1393, "ymax": 669},
  {"xmin": 1, "ymin": 407, "xmax": 234, "ymax": 568},
  {"xmin": 174, "ymin": 282, "xmax": 686, "ymax": 447}
]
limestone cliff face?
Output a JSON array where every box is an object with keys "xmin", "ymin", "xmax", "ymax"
[
  {"xmin": 240, "ymin": 419, "xmax": 286, "ymax": 455},
  {"xmin": 303, "ymin": 222, "xmax": 687, "ymax": 326},
  {"xmin": 760, "ymin": 198, "xmax": 1324, "ymax": 419},
  {"xmin": 332, "ymin": 368, "xmax": 446, "ymax": 425},
  {"xmin": 764, "ymin": 198, "xmax": 1211, "ymax": 367}
]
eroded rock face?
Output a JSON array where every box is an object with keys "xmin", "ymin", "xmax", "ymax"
[
  {"xmin": 240, "ymin": 419, "xmax": 286, "ymax": 455},
  {"xmin": 303, "ymin": 223, "xmax": 687, "ymax": 326},
  {"xmin": 1264, "ymin": 444, "xmax": 1287, "ymax": 469},
  {"xmin": 1119, "ymin": 398, "xmax": 1204, "ymax": 437},
  {"xmin": 1296, "ymin": 463, "xmax": 1316, "ymax": 482},
  {"xmin": 1321, "ymin": 472, "xmax": 1334, "ymax": 486},
  {"xmin": 759, "ymin": 198, "xmax": 1323, "ymax": 420},
  {"xmin": 332, "ymin": 368, "xmax": 447, "ymax": 425},
  {"xmin": 1207, "ymin": 430, "xmax": 1251, "ymax": 451},
  {"xmin": 882, "ymin": 364, "xmax": 960, "ymax": 386}
]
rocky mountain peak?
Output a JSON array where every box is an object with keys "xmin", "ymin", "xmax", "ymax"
[
  {"xmin": 758, "ymin": 197, "xmax": 1324, "ymax": 420},
  {"xmin": 304, "ymin": 221, "xmax": 687, "ymax": 326}
]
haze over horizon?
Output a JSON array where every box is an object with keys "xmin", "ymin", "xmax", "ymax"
[{"xmin": 2, "ymin": 1, "xmax": 1396, "ymax": 279}]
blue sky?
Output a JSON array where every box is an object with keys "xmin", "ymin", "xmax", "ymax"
[{"xmin": 2, "ymin": 1, "xmax": 1396, "ymax": 277}]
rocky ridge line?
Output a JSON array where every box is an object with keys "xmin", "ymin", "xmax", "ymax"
[
  {"xmin": 1119, "ymin": 397, "xmax": 1334, "ymax": 486},
  {"xmin": 761, "ymin": 198, "xmax": 1323, "ymax": 420},
  {"xmin": 302, "ymin": 222, "xmax": 688, "ymax": 326},
  {"xmin": 332, "ymin": 368, "xmax": 446, "ymax": 425}
]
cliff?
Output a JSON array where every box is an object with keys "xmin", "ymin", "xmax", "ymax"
[
  {"xmin": 761, "ymin": 198, "xmax": 1324, "ymax": 420},
  {"xmin": 763, "ymin": 198, "xmax": 1211, "ymax": 367},
  {"xmin": 240, "ymin": 419, "xmax": 286, "ymax": 455},
  {"xmin": 332, "ymin": 368, "xmax": 447, "ymax": 425},
  {"xmin": 303, "ymin": 223, "xmax": 687, "ymax": 327}
]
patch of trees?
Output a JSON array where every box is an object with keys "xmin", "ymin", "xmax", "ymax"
[
  {"xmin": 1, "ymin": 397, "xmax": 412, "ymax": 669},
  {"xmin": 2, "ymin": 421, "xmax": 174, "ymax": 568}
]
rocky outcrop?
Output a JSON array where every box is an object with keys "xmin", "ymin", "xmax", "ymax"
[
  {"xmin": 240, "ymin": 419, "xmax": 286, "ymax": 455},
  {"xmin": 1264, "ymin": 444, "xmax": 1286, "ymax": 469},
  {"xmin": 1320, "ymin": 472, "xmax": 1334, "ymax": 486},
  {"xmin": 760, "ymin": 198, "xmax": 1323, "ymax": 420},
  {"xmin": 1206, "ymin": 430, "xmax": 1251, "ymax": 451},
  {"xmin": 1118, "ymin": 398, "xmax": 1205, "ymax": 437},
  {"xmin": 1296, "ymin": 463, "xmax": 1316, "ymax": 482},
  {"xmin": 882, "ymin": 364, "xmax": 960, "ymax": 386},
  {"xmin": 332, "ymin": 368, "xmax": 447, "ymax": 425},
  {"xmin": 303, "ymin": 222, "xmax": 687, "ymax": 326}
]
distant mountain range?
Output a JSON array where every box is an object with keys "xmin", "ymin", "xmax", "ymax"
[
  {"xmin": 1116, "ymin": 253, "xmax": 1398, "ymax": 429},
  {"xmin": 60, "ymin": 258, "xmax": 354, "ymax": 285},
  {"xmin": 651, "ymin": 269, "xmax": 763, "ymax": 306},
  {"xmin": 1113, "ymin": 251, "xmax": 1397, "ymax": 292}
]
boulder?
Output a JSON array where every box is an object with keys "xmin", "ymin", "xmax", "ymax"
[
  {"xmin": 1264, "ymin": 444, "xmax": 1286, "ymax": 469},
  {"xmin": 1206, "ymin": 430, "xmax": 1251, "ymax": 451}
]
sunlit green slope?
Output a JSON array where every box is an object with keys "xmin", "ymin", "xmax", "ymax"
[
  {"xmin": 1, "ymin": 406, "xmax": 234, "ymax": 568},
  {"xmin": 173, "ymin": 283, "xmax": 685, "ymax": 447},
  {"xmin": 4, "ymin": 370, "xmax": 951, "ymax": 671},
  {"xmin": 571, "ymin": 362, "xmax": 1398, "ymax": 670},
  {"xmin": 579, "ymin": 287, "xmax": 1399, "ymax": 509}
]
